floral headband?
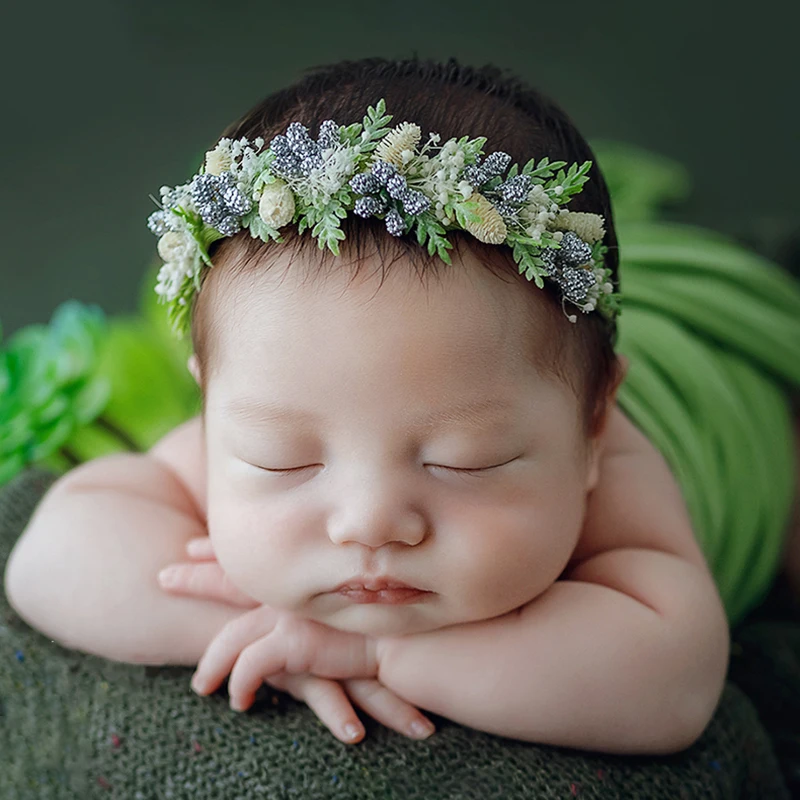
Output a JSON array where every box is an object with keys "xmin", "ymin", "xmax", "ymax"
[{"xmin": 147, "ymin": 99, "xmax": 621, "ymax": 338}]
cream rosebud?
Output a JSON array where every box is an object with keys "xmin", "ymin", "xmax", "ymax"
[
  {"xmin": 157, "ymin": 231, "xmax": 193, "ymax": 263},
  {"xmin": 258, "ymin": 180, "xmax": 295, "ymax": 228}
]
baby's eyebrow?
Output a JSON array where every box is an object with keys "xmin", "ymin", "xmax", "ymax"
[{"xmin": 220, "ymin": 396, "xmax": 519, "ymax": 432}]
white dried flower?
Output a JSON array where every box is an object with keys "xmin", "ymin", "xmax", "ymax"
[
  {"xmin": 157, "ymin": 231, "xmax": 195, "ymax": 264},
  {"xmin": 462, "ymin": 193, "xmax": 507, "ymax": 245},
  {"xmin": 155, "ymin": 260, "xmax": 191, "ymax": 302},
  {"xmin": 373, "ymin": 122, "xmax": 422, "ymax": 169},
  {"xmin": 298, "ymin": 145, "xmax": 358, "ymax": 205},
  {"xmin": 457, "ymin": 180, "xmax": 473, "ymax": 201},
  {"xmin": 205, "ymin": 141, "xmax": 234, "ymax": 176},
  {"xmin": 258, "ymin": 180, "xmax": 296, "ymax": 228},
  {"xmin": 553, "ymin": 211, "xmax": 606, "ymax": 244}
]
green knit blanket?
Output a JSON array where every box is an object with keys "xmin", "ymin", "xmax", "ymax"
[{"xmin": 2, "ymin": 469, "xmax": 794, "ymax": 799}]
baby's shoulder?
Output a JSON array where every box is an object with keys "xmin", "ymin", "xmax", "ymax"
[
  {"xmin": 601, "ymin": 402, "xmax": 655, "ymax": 458},
  {"xmin": 568, "ymin": 402, "xmax": 708, "ymax": 569},
  {"xmin": 149, "ymin": 415, "xmax": 207, "ymax": 522}
]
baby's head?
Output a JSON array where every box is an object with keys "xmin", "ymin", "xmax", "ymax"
[{"xmin": 182, "ymin": 57, "xmax": 626, "ymax": 636}]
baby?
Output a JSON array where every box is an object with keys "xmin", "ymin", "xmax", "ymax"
[{"xmin": 8, "ymin": 55, "xmax": 787, "ymax": 757}]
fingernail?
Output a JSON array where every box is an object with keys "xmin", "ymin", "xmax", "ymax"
[
  {"xmin": 158, "ymin": 567, "xmax": 178, "ymax": 585},
  {"xmin": 186, "ymin": 539, "xmax": 205, "ymax": 556},
  {"xmin": 191, "ymin": 675, "xmax": 205, "ymax": 694},
  {"xmin": 343, "ymin": 723, "xmax": 363, "ymax": 741},
  {"xmin": 410, "ymin": 720, "xmax": 435, "ymax": 739}
]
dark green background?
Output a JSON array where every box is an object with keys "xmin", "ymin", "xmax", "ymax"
[{"xmin": 2, "ymin": 0, "xmax": 797, "ymax": 336}]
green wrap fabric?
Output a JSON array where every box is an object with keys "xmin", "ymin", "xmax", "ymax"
[{"xmin": 614, "ymin": 221, "xmax": 800, "ymax": 627}]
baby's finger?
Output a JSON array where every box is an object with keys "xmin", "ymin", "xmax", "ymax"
[
  {"xmin": 274, "ymin": 674, "xmax": 365, "ymax": 744},
  {"xmin": 344, "ymin": 678, "xmax": 435, "ymax": 740},
  {"xmin": 192, "ymin": 608, "xmax": 280, "ymax": 696},
  {"xmin": 226, "ymin": 633, "xmax": 288, "ymax": 710},
  {"xmin": 186, "ymin": 537, "xmax": 216, "ymax": 560},
  {"xmin": 158, "ymin": 562, "xmax": 260, "ymax": 609}
]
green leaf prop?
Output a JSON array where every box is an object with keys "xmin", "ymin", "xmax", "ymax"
[
  {"xmin": 0, "ymin": 301, "xmax": 111, "ymax": 485},
  {"xmin": 591, "ymin": 140, "xmax": 692, "ymax": 223},
  {"xmin": 60, "ymin": 263, "xmax": 200, "ymax": 465}
]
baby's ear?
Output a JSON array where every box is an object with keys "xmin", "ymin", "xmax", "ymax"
[
  {"xmin": 612, "ymin": 355, "xmax": 629, "ymax": 399},
  {"xmin": 592, "ymin": 355, "xmax": 629, "ymax": 438},
  {"xmin": 585, "ymin": 355, "xmax": 630, "ymax": 491},
  {"xmin": 187, "ymin": 354, "xmax": 201, "ymax": 386}
]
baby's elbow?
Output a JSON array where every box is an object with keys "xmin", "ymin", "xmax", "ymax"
[{"xmin": 662, "ymin": 582, "xmax": 731, "ymax": 754}]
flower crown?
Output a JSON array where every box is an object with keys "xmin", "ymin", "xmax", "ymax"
[{"xmin": 147, "ymin": 99, "xmax": 621, "ymax": 338}]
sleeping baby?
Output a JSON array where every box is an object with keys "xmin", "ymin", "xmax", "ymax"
[{"xmin": 8, "ymin": 63, "xmax": 770, "ymax": 756}]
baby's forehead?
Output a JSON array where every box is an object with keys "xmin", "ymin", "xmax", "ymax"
[
  {"xmin": 200, "ymin": 241, "xmax": 572, "ymax": 401},
  {"xmin": 213, "ymin": 244, "xmax": 542, "ymax": 345}
]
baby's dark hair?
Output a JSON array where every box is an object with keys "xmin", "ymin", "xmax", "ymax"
[{"xmin": 191, "ymin": 55, "xmax": 622, "ymax": 438}]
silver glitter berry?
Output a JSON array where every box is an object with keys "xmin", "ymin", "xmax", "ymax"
[
  {"xmin": 371, "ymin": 160, "xmax": 397, "ymax": 185},
  {"xmin": 492, "ymin": 199, "xmax": 520, "ymax": 219},
  {"xmin": 317, "ymin": 119, "xmax": 340, "ymax": 152},
  {"xmin": 386, "ymin": 173, "xmax": 408, "ymax": 200},
  {"xmin": 271, "ymin": 122, "xmax": 326, "ymax": 179},
  {"xmin": 354, "ymin": 196, "xmax": 387, "ymax": 217},
  {"xmin": 401, "ymin": 189, "xmax": 430, "ymax": 215},
  {"xmin": 385, "ymin": 208, "xmax": 405, "ymax": 236},
  {"xmin": 269, "ymin": 119, "xmax": 342, "ymax": 182},
  {"xmin": 147, "ymin": 210, "xmax": 169, "ymax": 237},
  {"xmin": 559, "ymin": 266, "xmax": 596, "ymax": 303},
  {"xmin": 557, "ymin": 231, "xmax": 593, "ymax": 268},
  {"xmin": 498, "ymin": 174, "xmax": 533, "ymax": 205},
  {"xmin": 350, "ymin": 173, "xmax": 381, "ymax": 194},
  {"xmin": 190, "ymin": 172, "xmax": 252, "ymax": 235},
  {"xmin": 463, "ymin": 150, "xmax": 512, "ymax": 188},
  {"xmin": 538, "ymin": 247, "xmax": 559, "ymax": 276},
  {"xmin": 350, "ymin": 159, "xmax": 430, "ymax": 225},
  {"xmin": 534, "ymin": 233, "xmax": 597, "ymax": 305}
]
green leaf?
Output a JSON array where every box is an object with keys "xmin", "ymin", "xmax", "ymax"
[
  {"xmin": 453, "ymin": 200, "xmax": 483, "ymax": 226},
  {"xmin": 591, "ymin": 140, "xmax": 692, "ymax": 222},
  {"xmin": 28, "ymin": 415, "xmax": 75, "ymax": 462},
  {"xmin": 71, "ymin": 376, "xmax": 112, "ymax": 425},
  {"xmin": 34, "ymin": 393, "xmax": 70, "ymax": 425}
]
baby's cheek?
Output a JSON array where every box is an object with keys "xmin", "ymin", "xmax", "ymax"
[
  {"xmin": 459, "ymin": 508, "xmax": 578, "ymax": 611},
  {"xmin": 207, "ymin": 497, "xmax": 298, "ymax": 606},
  {"xmin": 207, "ymin": 501, "xmax": 265, "ymax": 577}
]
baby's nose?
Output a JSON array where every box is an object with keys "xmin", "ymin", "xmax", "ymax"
[{"xmin": 326, "ymin": 496, "xmax": 428, "ymax": 548}]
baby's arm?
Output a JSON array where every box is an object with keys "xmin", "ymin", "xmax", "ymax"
[
  {"xmin": 376, "ymin": 408, "xmax": 730, "ymax": 754},
  {"xmin": 3, "ymin": 417, "xmax": 245, "ymax": 666}
]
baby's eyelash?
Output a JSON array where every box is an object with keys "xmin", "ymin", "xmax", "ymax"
[
  {"xmin": 248, "ymin": 457, "xmax": 520, "ymax": 476},
  {"xmin": 431, "ymin": 464, "xmax": 498, "ymax": 477},
  {"xmin": 259, "ymin": 465, "xmax": 317, "ymax": 474},
  {"xmin": 256, "ymin": 464, "xmax": 491, "ymax": 476},
  {"xmin": 430, "ymin": 456, "xmax": 520, "ymax": 476}
]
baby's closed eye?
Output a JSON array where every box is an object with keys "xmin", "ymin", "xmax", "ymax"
[{"xmin": 239, "ymin": 453, "xmax": 523, "ymax": 477}]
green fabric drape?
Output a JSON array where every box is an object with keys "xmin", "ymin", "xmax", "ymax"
[{"xmin": 614, "ymin": 221, "xmax": 800, "ymax": 626}]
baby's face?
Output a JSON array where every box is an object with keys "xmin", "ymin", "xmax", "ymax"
[{"xmin": 201, "ymin": 247, "xmax": 597, "ymax": 637}]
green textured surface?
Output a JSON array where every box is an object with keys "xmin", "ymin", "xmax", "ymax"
[{"xmin": 0, "ymin": 469, "xmax": 791, "ymax": 799}]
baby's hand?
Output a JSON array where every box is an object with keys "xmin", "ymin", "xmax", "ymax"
[
  {"xmin": 157, "ymin": 537, "xmax": 260, "ymax": 609},
  {"xmin": 191, "ymin": 606, "xmax": 436, "ymax": 743}
]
